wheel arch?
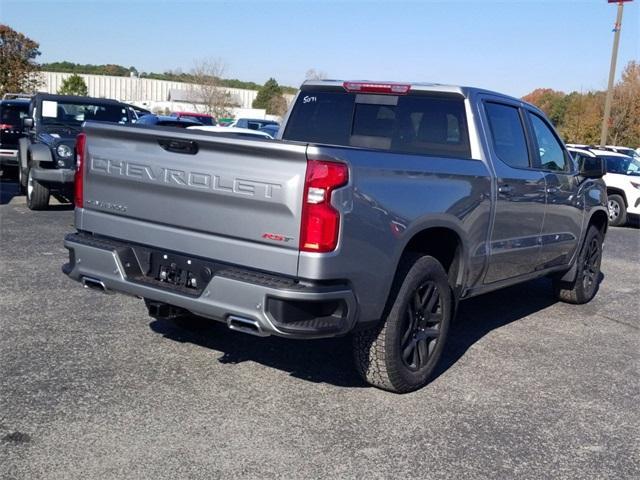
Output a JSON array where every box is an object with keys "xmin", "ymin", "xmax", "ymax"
[
  {"xmin": 588, "ymin": 208, "xmax": 609, "ymax": 236},
  {"xmin": 606, "ymin": 187, "xmax": 627, "ymax": 206},
  {"xmin": 559, "ymin": 207, "xmax": 608, "ymax": 283},
  {"xmin": 394, "ymin": 218, "xmax": 468, "ymax": 294},
  {"xmin": 18, "ymin": 137, "xmax": 30, "ymax": 171},
  {"xmin": 27, "ymin": 143, "xmax": 54, "ymax": 166}
]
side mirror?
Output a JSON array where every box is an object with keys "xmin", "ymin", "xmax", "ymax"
[
  {"xmin": 22, "ymin": 117, "xmax": 34, "ymax": 128},
  {"xmin": 579, "ymin": 156, "xmax": 605, "ymax": 179}
]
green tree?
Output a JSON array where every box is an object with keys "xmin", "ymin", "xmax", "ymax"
[
  {"xmin": 0, "ymin": 24, "xmax": 41, "ymax": 96},
  {"xmin": 609, "ymin": 61, "xmax": 640, "ymax": 146},
  {"xmin": 57, "ymin": 74, "xmax": 88, "ymax": 96},
  {"xmin": 253, "ymin": 78, "xmax": 284, "ymax": 113},
  {"xmin": 559, "ymin": 91, "xmax": 603, "ymax": 144},
  {"xmin": 522, "ymin": 88, "xmax": 567, "ymax": 127},
  {"xmin": 42, "ymin": 61, "xmax": 130, "ymax": 77}
]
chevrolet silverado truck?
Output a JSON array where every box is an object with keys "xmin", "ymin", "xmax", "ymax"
[
  {"xmin": 18, "ymin": 93, "xmax": 134, "ymax": 210},
  {"xmin": 63, "ymin": 80, "xmax": 608, "ymax": 393}
]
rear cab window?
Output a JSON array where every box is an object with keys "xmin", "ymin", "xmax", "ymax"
[
  {"xmin": 0, "ymin": 102, "xmax": 29, "ymax": 125},
  {"xmin": 283, "ymin": 89, "xmax": 472, "ymax": 159}
]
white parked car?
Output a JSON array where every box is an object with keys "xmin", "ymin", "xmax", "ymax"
[
  {"xmin": 569, "ymin": 147, "xmax": 640, "ymax": 226},
  {"xmin": 187, "ymin": 125, "xmax": 273, "ymax": 139},
  {"xmin": 603, "ymin": 145, "xmax": 640, "ymax": 160}
]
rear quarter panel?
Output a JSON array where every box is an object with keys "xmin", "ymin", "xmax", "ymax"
[{"xmin": 298, "ymin": 145, "xmax": 492, "ymax": 323}]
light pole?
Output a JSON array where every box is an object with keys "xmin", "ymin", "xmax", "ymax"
[{"xmin": 600, "ymin": 0, "xmax": 633, "ymax": 147}]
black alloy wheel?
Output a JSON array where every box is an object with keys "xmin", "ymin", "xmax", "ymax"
[
  {"xmin": 400, "ymin": 281, "xmax": 443, "ymax": 371},
  {"xmin": 581, "ymin": 235, "xmax": 602, "ymax": 298}
]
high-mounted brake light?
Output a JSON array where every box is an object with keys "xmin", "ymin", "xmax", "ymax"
[
  {"xmin": 300, "ymin": 160, "xmax": 348, "ymax": 253},
  {"xmin": 74, "ymin": 133, "xmax": 86, "ymax": 208},
  {"xmin": 343, "ymin": 81, "xmax": 411, "ymax": 95}
]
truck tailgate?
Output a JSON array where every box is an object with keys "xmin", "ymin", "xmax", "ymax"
[{"xmin": 78, "ymin": 122, "xmax": 307, "ymax": 276}]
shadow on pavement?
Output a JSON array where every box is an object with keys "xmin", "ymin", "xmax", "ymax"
[
  {"xmin": 150, "ymin": 315, "xmax": 367, "ymax": 388},
  {"xmin": 150, "ymin": 276, "xmax": 566, "ymax": 389},
  {"xmin": 431, "ymin": 277, "xmax": 558, "ymax": 382},
  {"xmin": 0, "ymin": 170, "xmax": 22, "ymax": 205},
  {"xmin": 0, "ymin": 172, "xmax": 73, "ymax": 209}
]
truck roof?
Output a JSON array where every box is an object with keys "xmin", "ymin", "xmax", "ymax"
[
  {"xmin": 0, "ymin": 98, "xmax": 30, "ymax": 106},
  {"xmin": 301, "ymin": 79, "xmax": 529, "ymax": 108}
]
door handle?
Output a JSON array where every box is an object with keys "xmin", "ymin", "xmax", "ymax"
[
  {"xmin": 498, "ymin": 184, "xmax": 513, "ymax": 195},
  {"xmin": 158, "ymin": 138, "xmax": 199, "ymax": 155}
]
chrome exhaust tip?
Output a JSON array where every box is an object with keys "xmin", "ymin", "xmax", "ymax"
[
  {"xmin": 227, "ymin": 315, "xmax": 269, "ymax": 337},
  {"xmin": 81, "ymin": 277, "xmax": 113, "ymax": 294}
]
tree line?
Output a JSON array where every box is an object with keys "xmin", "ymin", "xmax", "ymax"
[
  {"xmin": 522, "ymin": 61, "xmax": 639, "ymax": 147},
  {"xmin": 40, "ymin": 60, "xmax": 298, "ymax": 95}
]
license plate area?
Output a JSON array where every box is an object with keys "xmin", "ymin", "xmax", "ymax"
[{"xmin": 150, "ymin": 252, "xmax": 212, "ymax": 292}]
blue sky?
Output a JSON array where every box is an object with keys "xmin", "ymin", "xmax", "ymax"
[{"xmin": 1, "ymin": 0, "xmax": 638, "ymax": 97}]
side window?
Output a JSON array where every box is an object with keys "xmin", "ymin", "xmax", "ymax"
[
  {"xmin": 572, "ymin": 152, "xmax": 582, "ymax": 165},
  {"xmin": 484, "ymin": 102, "xmax": 530, "ymax": 169},
  {"xmin": 528, "ymin": 113, "xmax": 570, "ymax": 172},
  {"xmin": 572, "ymin": 153, "xmax": 588, "ymax": 171}
]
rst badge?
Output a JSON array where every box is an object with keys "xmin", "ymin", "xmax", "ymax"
[{"xmin": 262, "ymin": 233, "xmax": 294, "ymax": 243}]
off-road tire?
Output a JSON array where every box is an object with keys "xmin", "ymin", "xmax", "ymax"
[
  {"xmin": 18, "ymin": 163, "xmax": 27, "ymax": 193},
  {"xmin": 553, "ymin": 225, "xmax": 603, "ymax": 304},
  {"xmin": 607, "ymin": 194, "xmax": 627, "ymax": 227},
  {"xmin": 26, "ymin": 167, "xmax": 50, "ymax": 210},
  {"xmin": 353, "ymin": 254, "xmax": 452, "ymax": 393}
]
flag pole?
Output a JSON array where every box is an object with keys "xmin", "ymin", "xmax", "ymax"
[{"xmin": 600, "ymin": 1, "xmax": 626, "ymax": 147}]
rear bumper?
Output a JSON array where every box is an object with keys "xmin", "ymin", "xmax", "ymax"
[
  {"xmin": 31, "ymin": 167, "xmax": 74, "ymax": 184},
  {"xmin": 62, "ymin": 233, "xmax": 357, "ymax": 339},
  {"xmin": 0, "ymin": 149, "xmax": 18, "ymax": 165}
]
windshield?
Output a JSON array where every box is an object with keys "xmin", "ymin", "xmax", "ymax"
[
  {"xmin": 605, "ymin": 155, "xmax": 640, "ymax": 176},
  {"xmin": 39, "ymin": 99, "xmax": 129, "ymax": 126}
]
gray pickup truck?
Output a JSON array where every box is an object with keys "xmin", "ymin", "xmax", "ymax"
[{"xmin": 63, "ymin": 80, "xmax": 608, "ymax": 393}]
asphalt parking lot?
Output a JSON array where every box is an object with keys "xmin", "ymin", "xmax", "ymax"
[{"xmin": 1, "ymin": 176, "xmax": 639, "ymax": 480}]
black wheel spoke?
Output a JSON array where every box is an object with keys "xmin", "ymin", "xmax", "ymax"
[
  {"xmin": 399, "ymin": 279, "xmax": 445, "ymax": 371},
  {"xmin": 428, "ymin": 338, "xmax": 437, "ymax": 355},
  {"xmin": 426, "ymin": 313, "xmax": 442, "ymax": 326},
  {"xmin": 403, "ymin": 339, "xmax": 417, "ymax": 364},
  {"xmin": 423, "ymin": 327, "xmax": 439, "ymax": 338},
  {"xmin": 425, "ymin": 288, "xmax": 440, "ymax": 314},
  {"xmin": 413, "ymin": 291, "xmax": 423, "ymax": 316},
  {"xmin": 417, "ymin": 338, "xmax": 428, "ymax": 367},
  {"xmin": 411, "ymin": 341, "xmax": 420, "ymax": 367},
  {"xmin": 401, "ymin": 314, "xmax": 414, "ymax": 345},
  {"xmin": 419, "ymin": 284, "xmax": 435, "ymax": 311}
]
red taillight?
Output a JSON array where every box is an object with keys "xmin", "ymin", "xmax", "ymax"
[
  {"xmin": 300, "ymin": 160, "xmax": 348, "ymax": 253},
  {"xmin": 0, "ymin": 124, "xmax": 13, "ymax": 130},
  {"xmin": 343, "ymin": 81, "xmax": 411, "ymax": 95},
  {"xmin": 74, "ymin": 133, "xmax": 86, "ymax": 208}
]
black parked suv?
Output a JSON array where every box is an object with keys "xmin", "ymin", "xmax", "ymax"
[
  {"xmin": 18, "ymin": 93, "xmax": 134, "ymax": 209},
  {"xmin": 134, "ymin": 114, "xmax": 203, "ymax": 128},
  {"xmin": 0, "ymin": 97, "xmax": 30, "ymax": 170}
]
